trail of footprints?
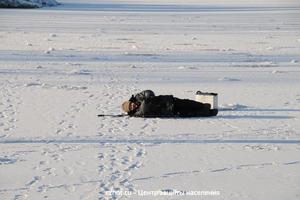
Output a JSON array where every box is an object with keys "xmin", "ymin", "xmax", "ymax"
[
  {"xmin": 98, "ymin": 144, "xmax": 146, "ymax": 199},
  {"xmin": 96, "ymin": 70, "xmax": 153, "ymax": 199},
  {"xmin": 12, "ymin": 144, "xmax": 82, "ymax": 200},
  {"xmin": 6, "ymin": 69, "xmax": 156, "ymax": 199},
  {"xmin": 96, "ymin": 72, "xmax": 135, "ymax": 138},
  {"xmin": 138, "ymin": 118, "xmax": 159, "ymax": 136},
  {"xmin": 0, "ymin": 83, "xmax": 22, "ymax": 138},
  {"xmin": 55, "ymin": 88, "xmax": 98, "ymax": 137},
  {"xmin": 8, "ymin": 122, "xmax": 148, "ymax": 199}
]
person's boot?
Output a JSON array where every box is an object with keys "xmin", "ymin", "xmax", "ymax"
[
  {"xmin": 209, "ymin": 109, "xmax": 218, "ymax": 116},
  {"xmin": 196, "ymin": 103, "xmax": 212, "ymax": 117}
]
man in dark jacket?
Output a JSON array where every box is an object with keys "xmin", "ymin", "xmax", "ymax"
[{"xmin": 122, "ymin": 90, "xmax": 218, "ymax": 118}]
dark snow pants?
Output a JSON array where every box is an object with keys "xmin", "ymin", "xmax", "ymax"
[{"xmin": 173, "ymin": 98, "xmax": 218, "ymax": 117}]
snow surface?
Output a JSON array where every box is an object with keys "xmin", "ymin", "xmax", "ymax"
[{"xmin": 0, "ymin": 0, "xmax": 300, "ymax": 199}]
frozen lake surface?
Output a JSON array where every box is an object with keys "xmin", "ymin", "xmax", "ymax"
[{"xmin": 0, "ymin": 0, "xmax": 300, "ymax": 199}]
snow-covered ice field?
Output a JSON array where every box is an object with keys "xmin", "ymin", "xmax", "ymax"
[{"xmin": 1, "ymin": 0, "xmax": 300, "ymax": 199}]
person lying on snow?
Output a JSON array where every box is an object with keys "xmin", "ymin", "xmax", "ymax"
[{"xmin": 121, "ymin": 90, "xmax": 218, "ymax": 118}]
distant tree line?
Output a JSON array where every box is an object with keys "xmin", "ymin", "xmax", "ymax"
[{"xmin": 0, "ymin": 0, "xmax": 59, "ymax": 8}]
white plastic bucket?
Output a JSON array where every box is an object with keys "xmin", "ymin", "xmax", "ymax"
[{"xmin": 195, "ymin": 91, "xmax": 218, "ymax": 109}]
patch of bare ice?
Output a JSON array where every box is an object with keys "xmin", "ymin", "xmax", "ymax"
[
  {"xmin": 218, "ymin": 77, "xmax": 241, "ymax": 81},
  {"xmin": 178, "ymin": 66, "xmax": 198, "ymax": 70},
  {"xmin": 266, "ymin": 46, "xmax": 274, "ymax": 50},
  {"xmin": 290, "ymin": 60, "xmax": 298, "ymax": 64},
  {"xmin": 24, "ymin": 82, "xmax": 42, "ymax": 87},
  {"xmin": 69, "ymin": 69, "xmax": 92, "ymax": 75},
  {"xmin": 56, "ymin": 85, "xmax": 88, "ymax": 90},
  {"xmin": 221, "ymin": 48, "xmax": 235, "ymax": 52},
  {"xmin": 271, "ymin": 70, "xmax": 285, "ymax": 74},
  {"xmin": 50, "ymin": 33, "xmax": 57, "ymax": 38},
  {"xmin": 0, "ymin": 157, "xmax": 17, "ymax": 165},
  {"xmin": 235, "ymin": 61, "xmax": 277, "ymax": 68}
]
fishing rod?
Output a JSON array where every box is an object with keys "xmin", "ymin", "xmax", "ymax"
[{"xmin": 97, "ymin": 114, "xmax": 128, "ymax": 117}]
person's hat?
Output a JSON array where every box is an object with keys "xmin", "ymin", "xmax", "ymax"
[{"xmin": 122, "ymin": 101, "xmax": 130, "ymax": 112}]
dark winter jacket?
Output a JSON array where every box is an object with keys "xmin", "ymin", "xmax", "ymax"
[{"xmin": 128, "ymin": 90, "xmax": 175, "ymax": 117}]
